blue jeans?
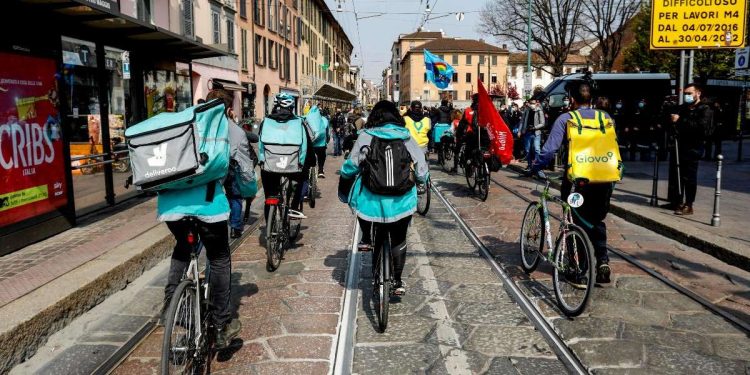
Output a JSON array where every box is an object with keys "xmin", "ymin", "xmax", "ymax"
[
  {"xmin": 229, "ymin": 197, "xmax": 243, "ymax": 230},
  {"xmin": 524, "ymin": 133, "xmax": 541, "ymax": 168},
  {"xmin": 333, "ymin": 133, "xmax": 342, "ymax": 156}
]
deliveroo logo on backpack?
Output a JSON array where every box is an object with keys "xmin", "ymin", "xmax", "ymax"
[
  {"xmin": 275, "ymin": 156, "xmax": 289, "ymax": 170},
  {"xmin": 147, "ymin": 143, "xmax": 168, "ymax": 167},
  {"xmin": 575, "ymin": 151, "xmax": 615, "ymax": 164},
  {"xmin": 144, "ymin": 142, "xmax": 177, "ymax": 179}
]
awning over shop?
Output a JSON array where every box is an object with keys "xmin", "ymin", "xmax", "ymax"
[
  {"xmin": 306, "ymin": 83, "xmax": 357, "ymax": 103},
  {"xmin": 9, "ymin": 0, "xmax": 229, "ymax": 62},
  {"xmin": 212, "ymin": 79, "xmax": 245, "ymax": 91}
]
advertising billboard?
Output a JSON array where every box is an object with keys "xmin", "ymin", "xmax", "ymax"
[{"xmin": 0, "ymin": 52, "xmax": 68, "ymax": 228}]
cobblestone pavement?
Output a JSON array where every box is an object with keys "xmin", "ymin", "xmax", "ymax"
[
  {"xmin": 429, "ymin": 162, "xmax": 750, "ymax": 374},
  {"xmin": 351, "ymin": 191, "xmax": 566, "ymax": 374},
  {"xmin": 116, "ymin": 156, "xmax": 354, "ymax": 374}
]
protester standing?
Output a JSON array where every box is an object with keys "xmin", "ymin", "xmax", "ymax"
[{"xmin": 670, "ymin": 83, "xmax": 713, "ymax": 216}]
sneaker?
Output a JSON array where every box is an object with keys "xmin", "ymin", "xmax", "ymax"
[
  {"xmin": 596, "ymin": 263, "xmax": 611, "ymax": 284},
  {"xmin": 564, "ymin": 273, "xmax": 588, "ymax": 290},
  {"xmin": 288, "ymin": 209, "xmax": 307, "ymax": 219},
  {"xmin": 215, "ymin": 319, "xmax": 242, "ymax": 350},
  {"xmin": 393, "ymin": 280, "xmax": 406, "ymax": 296},
  {"xmin": 357, "ymin": 242, "xmax": 373, "ymax": 252},
  {"xmin": 318, "ymin": 172, "xmax": 325, "ymax": 178},
  {"xmin": 230, "ymin": 228, "xmax": 243, "ymax": 239}
]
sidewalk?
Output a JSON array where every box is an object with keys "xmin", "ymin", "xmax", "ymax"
[
  {"xmin": 0, "ymin": 190, "xmax": 258, "ymax": 373},
  {"xmin": 509, "ymin": 140, "xmax": 750, "ymax": 272}
]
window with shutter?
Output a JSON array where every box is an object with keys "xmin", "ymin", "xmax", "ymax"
[
  {"xmin": 183, "ymin": 0, "xmax": 194, "ymax": 38},
  {"xmin": 212, "ymin": 10, "xmax": 220, "ymax": 44}
]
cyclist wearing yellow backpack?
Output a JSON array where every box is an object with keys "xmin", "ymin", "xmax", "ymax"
[
  {"xmin": 404, "ymin": 100, "xmax": 432, "ymax": 150},
  {"xmin": 531, "ymin": 81, "xmax": 622, "ymax": 284}
]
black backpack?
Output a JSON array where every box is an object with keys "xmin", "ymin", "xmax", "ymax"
[{"xmin": 361, "ymin": 137, "xmax": 415, "ymax": 196}]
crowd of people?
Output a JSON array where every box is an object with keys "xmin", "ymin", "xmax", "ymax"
[{"xmin": 144, "ymin": 79, "xmax": 729, "ymax": 352}]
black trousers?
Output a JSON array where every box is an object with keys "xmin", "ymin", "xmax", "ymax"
[
  {"xmin": 358, "ymin": 216, "xmax": 411, "ymax": 282},
  {"xmin": 679, "ymin": 148, "xmax": 701, "ymax": 206},
  {"xmin": 561, "ymin": 180, "xmax": 613, "ymax": 265},
  {"xmin": 314, "ymin": 147, "xmax": 327, "ymax": 173},
  {"xmin": 165, "ymin": 219, "xmax": 232, "ymax": 327},
  {"xmin": 667, "ymin": 145, "xmax": 681, "ymax": 206},
  {"xmin": 261, "ymin": 170, "xmax": 306, "ymax": 220}
]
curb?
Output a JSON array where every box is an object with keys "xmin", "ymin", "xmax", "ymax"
[
  {"xmin": 0, "ymin": 225, "xmax": 174, "ymax": 374},
  {"xmin": 504, "ymin": 163, "xmax": 750, "ymax": 273}
]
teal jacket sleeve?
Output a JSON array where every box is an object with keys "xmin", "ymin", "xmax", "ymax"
[{"xmin": 341, "ymin": 132, "xmax": 372, "ymax": 179}]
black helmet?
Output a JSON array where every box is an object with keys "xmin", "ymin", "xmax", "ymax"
[{"xmin": 410, "ymin": 100, "xmax": 423, "ymax": 111}]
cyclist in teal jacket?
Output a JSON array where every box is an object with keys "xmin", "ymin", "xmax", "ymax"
[
  {"xmin": 157, "ymin": 89, "xmax": 252, "ymax": 349},
  {"xmin": 338, "ymin": 100, "xmax": 429, "ymax": 295}
]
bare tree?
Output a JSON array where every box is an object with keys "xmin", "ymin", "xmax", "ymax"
[
  {"xmin": 479, "ymin": 0, "xmax": 584, "ymax": 76},
  {"xmin": 581, "ymin": 0, "xmax": 642, "ymax": 71}
]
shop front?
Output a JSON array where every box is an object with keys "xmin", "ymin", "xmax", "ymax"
[
  {"xmin": 302, "ymin": 83, "xmax": 356, "ymax": 112},
  {"xmin": 0, "ymin": 0, "xmax": 227, "ymax": 255}
]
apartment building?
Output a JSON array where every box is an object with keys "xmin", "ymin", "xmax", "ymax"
[
  {"xmin": 399, "ymin": 36, "xmax": 509, "ymax": 108},
  {"xmin": 389, "ymin": 31, "xmax": 442, "ymax": 103},
  {"xmin": 298, "ymin": 0, "xmax": 355, "ymax": 110}
]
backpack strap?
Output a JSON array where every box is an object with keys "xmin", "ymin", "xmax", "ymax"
[
  {"xmin": 596, "ymin": 110, "xmax": 606, "ymax": 134},
  {"xmin": 570, "ymin": 111, "xmax": 583, "ymax": 135},
  {"xmin": 205, "ymin": 180, "xmax": 216, "ymax": 202}
]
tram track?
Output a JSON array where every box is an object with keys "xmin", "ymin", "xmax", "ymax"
[{"xmin": 429, "ymin": 183, "xmax": 588, "ymax": 375}]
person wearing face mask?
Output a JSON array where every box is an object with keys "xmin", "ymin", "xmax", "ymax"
[
  {"xmin": 669, "ymin": 83, "xmax": 713, "ymax": 216},
  {"xmin": 633, "ymin": 99, "xmax": 654, "ymax": 161}
]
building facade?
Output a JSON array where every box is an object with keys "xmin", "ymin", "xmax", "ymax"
[
  {"xmin": 399, "ymin": 36, "xmax": 509, "ymax": 108},
  {"xmin": 506, "ymin": 52, "xmax": 588, "ymax": 103},
  {"xmin": 389, "ymin": 31, "xmax": 442, "ymax": 103},
  {"xmin": 298, "ymin": 0, "xmax": 355, "ymax": 111}
]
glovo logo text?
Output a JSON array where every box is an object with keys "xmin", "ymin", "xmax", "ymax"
[{"xmin": 575, "ymin": 151, "xmax": 615, "ymax": 164}]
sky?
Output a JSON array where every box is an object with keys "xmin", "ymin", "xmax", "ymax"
[{"xmin": 323, "ymin": 0, "xmax": 491, "ymax": 83}]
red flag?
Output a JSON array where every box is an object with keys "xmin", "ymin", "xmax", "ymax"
[{"xmin": 477, "ymin": 80, "xmax": 514, "ymax": 165}]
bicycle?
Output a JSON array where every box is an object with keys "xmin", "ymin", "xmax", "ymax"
[
  {"xmin": 464, "ymin": 147, "xmax": 490, "ymax": 202},
  {"xmin": 417, "ymin": 177, "xmax": 431, "ymax": 216},
  {"xmin": 265, "ymin": 176, "xmax": 302, "ymax": 272},
  {"xmin": 519, "ymin": 179, "xmax": 595, "ymax": 317},
  {"xmin": 161, "ymin": 218, "xmax": 212, "ymax": 374},
  {"xmin": 369, "ymin": 224, "xmax": 394, "ymax": 333},
  {"xmin": 439, "ymin": 134, "xmax": 455, "ymax": 173},
  {"xmin": 308, "ymin": 165, "xmax": 318, "ymax": 209}
]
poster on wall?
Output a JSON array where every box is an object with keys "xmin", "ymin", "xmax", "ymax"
[{"xmin": 0, "ymin": 52, "xmax": 67, "ymax": 228}]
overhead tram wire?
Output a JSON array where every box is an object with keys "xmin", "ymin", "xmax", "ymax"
[{"xmin": 351, "ymin": 0, "xmax": 367, "ymax": 83}]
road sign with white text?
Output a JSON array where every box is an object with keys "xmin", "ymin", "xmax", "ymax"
[
  {"xmin": 650, "ymin": 0, "xmax": 748, "ymax": 49},
  {"xmin": 736, "ymin": 48, "xmax": 750, "ymax": 69}
]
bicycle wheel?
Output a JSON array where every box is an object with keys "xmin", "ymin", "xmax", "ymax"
[
  {"xmin": 376, "ymin": 236, "xmax": 391, "ymax": 333},
  {"xmin": 309, "ymin": 167, "xmax": 317, "ymax": 209},
  {"xmin": 552, "ymin": 224, "xmax": 595, "ymax": 317},
  {"xmin": 519, "ymin": 202, "xmax": 543, "ymax": 273},
  {"xmin": 441, "ymin": 145, "xmax": 454, "ymax": 172},
  {"xmin": 465, "ymin": 155, "xmax": 476, "ymax": 190},
  {"xmin": 265, "ymin": 205, "xmax": 283, "ymax": 272},
  {"xmin": 476, "ymin": 163, "xmax": 489, "ymax": 201},
  {"xmin": 161, "ymin": 279, "xmax": 199, "ymax": 375},
  {"xmin": 417, "ymin": 182, "xmax": 431, "ymax": 216},
  {"xmin": 287, "ymin": 204, "xmax": 302, "ymax": 242}
]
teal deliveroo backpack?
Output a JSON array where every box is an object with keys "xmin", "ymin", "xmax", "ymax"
[
  {"xmin": 258, "ymin": 115, "xmax": 311, "ymax": 174},
  {"xmin": 125, "ymin": 99, "xmax": 230, "ymax": 191}
]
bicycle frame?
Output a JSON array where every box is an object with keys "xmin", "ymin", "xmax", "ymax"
[
  {"xmin": 536, "ymin": 181, "xmax": 577, "ymax": 267},
  {"xmin": 184, "ymin": 224, "xmax": 208, "ymax": 355}
]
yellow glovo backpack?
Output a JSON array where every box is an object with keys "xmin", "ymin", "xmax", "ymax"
[{"xmin": 566, "ymin": 110, "xmax": 623, "ymax": 183}]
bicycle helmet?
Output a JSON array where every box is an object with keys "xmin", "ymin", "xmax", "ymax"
[{"xmin": 274, "ymin": 93, "xmax": 295, "ymax": 109}]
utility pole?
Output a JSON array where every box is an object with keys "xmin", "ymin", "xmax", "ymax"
[{"xmin": 526, "ymin": 0, "xmax": 531, "ymax": 98}]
